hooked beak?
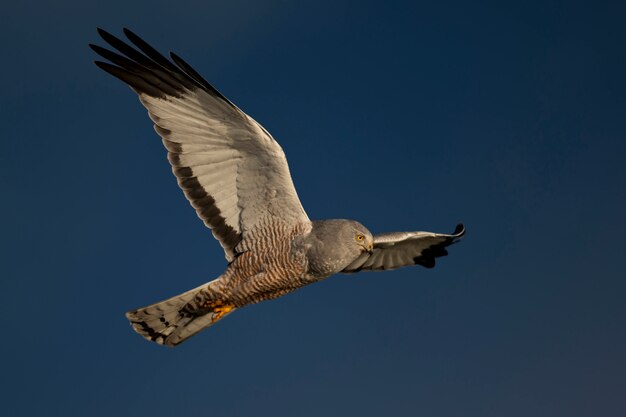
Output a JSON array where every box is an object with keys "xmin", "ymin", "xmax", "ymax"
[{"xmin": 366, "ymin": 242, "xmax": 374, "ymax": 254}]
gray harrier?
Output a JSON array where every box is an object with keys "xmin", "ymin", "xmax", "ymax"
[{"xmin": 90, "ymin": 28, "xmax": 465, "ymax": 346}]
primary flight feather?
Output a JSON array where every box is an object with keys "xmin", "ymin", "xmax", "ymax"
[{"xmin": 90, "ymin": 28, "xmax": 465, "ymax": 346}]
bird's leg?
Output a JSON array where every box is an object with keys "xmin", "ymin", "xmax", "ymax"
[{"xmin": 201, "ymin": 299, "xmax": 235, "ymax": 323}]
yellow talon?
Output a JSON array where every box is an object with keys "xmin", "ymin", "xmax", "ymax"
[{"xmin": 203, "ymin": 299, "xmax": 235, "ymax": 323}]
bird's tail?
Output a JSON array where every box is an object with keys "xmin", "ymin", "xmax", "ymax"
[{"xmin": 125, "ymin": 278, "xmax": 237, "ymax": 346}]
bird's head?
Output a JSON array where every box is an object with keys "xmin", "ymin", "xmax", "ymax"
[
  {"xmin": 305, "ymin": 219, "xmax": 374, "ymax": 278},
  {"xmin": 350, "ymin": 222, "xmax": 374, "ymax": 254}
]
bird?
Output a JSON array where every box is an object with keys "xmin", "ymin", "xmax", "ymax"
[{"xmin": 90, "ymin": 28, "xmax": 466, "ymax": 347}]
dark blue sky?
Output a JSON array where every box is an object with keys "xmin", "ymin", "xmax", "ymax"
[{"xmin": 2, "ymin": 1, "xmax": 625, "ymax": 416}]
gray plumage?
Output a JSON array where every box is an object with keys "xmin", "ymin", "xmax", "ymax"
[
  {"xmin": 303, "ymin": 220, "xmax": 374, "ymax": 278},
  {"xmin": 91, "ymin": 28, "xmax": 466, "ymax": 346}
]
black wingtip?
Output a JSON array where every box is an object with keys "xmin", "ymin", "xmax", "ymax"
[
  {"xmin": 169, "ymin": 51, "xmax": 234, "ymax": 105},
  {"xmin": 414, "ymin": 257, "xmax": 436, "ymax": 268},
  {"xmin": 89, "ymin": 43, "xmax": 112, "ymax": 57},
  {"xmin": 93, "ymin": 60, "xmax": 109, "ymax": 70},
  {"xmin": 122, "ymin": 27, "xmax": 142, "ymax": 45},
  {"xmin": 96, "ymin": 27, "xmax": 115, "ymax": 41},
  {"xmin": 453, "ymin": 223, "xmax": 465, "ymax": 236},
  {"xmin": 91, "ymin": 27, "xmax": 239, "ymax": 107}
]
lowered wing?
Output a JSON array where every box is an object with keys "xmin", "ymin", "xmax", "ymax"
[{"xmin": 343, "ymin": 224, "xmax": 465, "ymax": 272}]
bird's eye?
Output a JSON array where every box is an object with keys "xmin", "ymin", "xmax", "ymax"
[{"xmin": 356, "ymin": 234, "xmax": 365, "ymax": 241}]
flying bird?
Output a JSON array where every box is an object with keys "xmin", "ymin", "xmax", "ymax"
[{"xmin": 90, "ymin": 28, "xmax": 465, "ymax": 346}]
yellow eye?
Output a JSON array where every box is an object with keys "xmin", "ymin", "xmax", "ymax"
[{"xmin": 356, "ymin": 234, "xmax": 365, "ymax": 241}]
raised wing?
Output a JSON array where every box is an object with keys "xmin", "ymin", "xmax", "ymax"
[
  {"xmin": 90, "ymin": 28, "xmax": 309, "ymax": 261},
  {"xmin": 343, "ymin": 224, "xmax": 465, "ymax": 272}
]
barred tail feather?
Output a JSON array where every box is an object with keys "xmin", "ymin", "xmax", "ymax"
[{"xmin": 125, "ymin": 278, "xmax": 236, "ymax": 347}]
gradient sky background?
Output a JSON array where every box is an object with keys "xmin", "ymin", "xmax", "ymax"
[{"xmin": 1, "ymin": 1, "xmax": 625, "ymax": 416}]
